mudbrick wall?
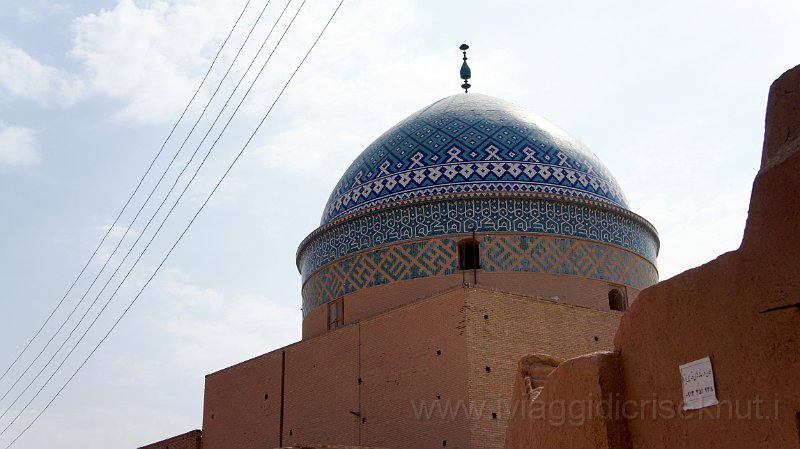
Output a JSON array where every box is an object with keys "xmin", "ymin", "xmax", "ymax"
[
  {"xmin": 504, "ymin": 64, "xmax": 800, "ymax": 449},
  {"xmin": 304, "ymin": 270, "xmax": 637, "ymax": 339},
  {"xmin": 144, "ymin": 285, "xmax": 620, "ymax": 449},
  {"xmin": 465, "ymin": 289, "xmax": 620, "ymax": 449},
  {"xmin": 201, "ymin": 288, "xmax": 470, "ymax": 449},
  {"xmin": 138, "ymin": 430, "xmax": 201, "ymax": 449}
]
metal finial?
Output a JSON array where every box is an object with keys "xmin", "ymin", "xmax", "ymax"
[{"xmin": 459, "ymin": 44, "xmax": 471, "ymax": 93}]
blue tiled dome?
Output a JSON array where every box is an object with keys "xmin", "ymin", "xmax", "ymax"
[
  {"xmin": 321, "ymin": 93, "xmax": 629, "ymax": 225},
  {"xmin": 299, "ymin": 93, "xmax": 659, "ymax": 320}
]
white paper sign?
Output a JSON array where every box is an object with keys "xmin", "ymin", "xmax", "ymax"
[{"xmin": 679, "ymin": 356, "xmax": 719, "ymax": 410}]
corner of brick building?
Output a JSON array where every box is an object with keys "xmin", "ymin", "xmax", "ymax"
[
  {"xmin": 199, "ymin": 286, "xmax": 472, "ymax": 449},
  {"xmin": 463, "ymin": 287, "xmax": 622, "ymax": 449},
  {"xmin": 138, "ymin": 430, "xmax": 202, "ymax": 449},
  {"xmin": 504, "ymin": 64, "xmax": 800, "ymax": 449}
]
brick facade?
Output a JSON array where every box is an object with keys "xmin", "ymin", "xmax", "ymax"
[
  {"xmin": 198, "ymin": 286, "xmax": 619, "ymax": 449},
  {"xmin": 138, "ymin": 430, "xmax": 201, "ymax": 449},
  {"xmin": 304, "ymin": 270, "xmax": 632, "ymax": 339},
  {"xmin": 464, "ymin": 289, "xmax": 621, "ymax": 449}
]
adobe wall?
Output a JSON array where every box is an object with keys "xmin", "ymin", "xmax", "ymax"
[
  {"xmin": 304, "ymin": 271, "xmax": 637, "ymax": 339},
  {"xmin": 614, "ymin": 64, "xmax": 800, "ymax": 449},
  {"xmin": 504, "ymin": 64, "xmax": 800, "ymax": 449},
  {"xmin": 357, "ymin": 288, "xmax": 470, "ymax": 449},
  {"xmin": 202, "ymin": 348, "xmax": 284, "ymax": 449},
  {"xmin": 303, "ymin": 273, "xmax": 464, "ymax": 339},
  {"xmin": 201, "ymin": 287, "xmax": 471, "ymax": 449},
  {"xmin": 475, "ymin": 273, "xmax": 641, "ymax": 315},
  {"xmin": 503, "ymin": 352, "xmax": 628, "ymax": 449},
  {"xmin": 282, "ymin": 325, "xmax": 361, "ymax": 446},
  {"xmin": 276, "ymin": 447, "xmax": 386, "ymax": 449},
  {"xmin": 192, "ymin": 284, "xmax": 624, "ymax": 449},
  {"xmin": 138, "ymin": 430, "xmax": 201, "ymax": 449},
  {"xmin": 464, "ymin": 289, "xmax": 621, "ymax": 449}
]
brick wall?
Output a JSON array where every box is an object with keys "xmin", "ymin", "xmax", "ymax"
[
  {"xmin": 138, "ymin": 430, "xmax": 201, "ymax": 449},
  {"xmin": 202, "ymin": 350, "xmax": 283, "ymax": 449},
  {"xmin": 303, "ymin": 274, "xmax": 463, "ymax": 339},
  {"xmin": 464, "ymin": 288, "xmax": 621, "ymax": 449},
  {"xmin": 282, "ymin": 325, "xmax": 360, "ymax": 446},
  {"xmin": 200, "ymin": 285, "xmax": 621, "ymax": 449},
  {"xmin": 359, "ymin": 288, "xmax": 469, "ymax": 449},
  {"xmin": 203, "ymin": 288, "xmax": 471, "ymax": 449},
  {"xmin": 304, "ymin": 271, "xmax": 634, "ymax": 339}
]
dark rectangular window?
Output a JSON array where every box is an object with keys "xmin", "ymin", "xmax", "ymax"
[
  {"xmin": 327, "ymin": 298, "xmax": 344, "ymax": 331},
  {"xmin": 608, "ymin": 287, "xmax": 628, "ymax": 311},
  {"xmin": 458, "ymin": 238, "xmax": 480, "ymax": 270}
]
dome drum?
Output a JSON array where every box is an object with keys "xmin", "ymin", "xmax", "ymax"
[
  {"xmin": 298, "ymin": 193, "xmax": 658, "ymax": 280},
  {"xmin": 297, "ymin": 193, "xmax": 658, "ymax": 318}
]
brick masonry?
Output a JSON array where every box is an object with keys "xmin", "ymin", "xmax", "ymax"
[
  {"xmin": 303, "ymin": 270, "xmax": 632, "ymax": 339},
  {"xmin": 138, "ymin": 430, "xmax": 201, "ymax": 449},
  {"xmin": 198, "ymin": 286, "xmax": 620, "ymax": 449},
  {"xmin": 464, "ymin": 288, "xmax": 621, "ymax": 449}
]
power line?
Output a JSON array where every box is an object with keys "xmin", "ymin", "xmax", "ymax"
[
  {"xmin": 3, "ymin": 2, "xmax": 344, "ymax": 446},
  {"xmin": 2, "ymin": 0, "xmax": 345, "ymax": 444},
  {"xmin": 0, "ymin": 0, "xmax": 291, "ymax": 427},
  {"xmin": 0, "ymin": 0, "xmax": 253, "ymax": 386},
  {"xmin": 0, "ymin": 0, "xmax": 274, "ymax": 411}
]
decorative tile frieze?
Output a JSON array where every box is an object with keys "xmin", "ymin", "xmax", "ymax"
[
  {"xmin": 299, "ymin": 197, "xmax": 658, "ymax": 281},
  {"xmin": 301, "ymin": 234, "xmax": 658, "ymax": 317}
]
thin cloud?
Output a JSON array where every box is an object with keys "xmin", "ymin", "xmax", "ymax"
[
  {"xmin": 155, "ymin": 269, "xmax": 300, "ymax": 376},
  {"xmin": 15, "ymin": 1, "xmax": 73, "ymax": 23},
  {"xmin": 95, "ymin": 224, "xmax": 141, "ymax": 265},
  {"xmin": 252, "ymin": 1, "xmax": 452, "ymax": 178},
  {"xmin": 0, "ymin": 123, "xmax": 42, "ymax": 171},
  {"xmin": 0, "ymin": 41, "xmax": 83, "ymax": 107},
  {"xmin": 68, "ymin": 0, "xmax": 246, "ymax": 124}
]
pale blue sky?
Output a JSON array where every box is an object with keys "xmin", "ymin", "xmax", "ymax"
[{"xmin": 0, "ymin": 0, "xmax": 798, "ymax": 448}]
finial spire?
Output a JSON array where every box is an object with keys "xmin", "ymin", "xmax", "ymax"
[{"xmin": 459, "ymin": 44, "xmax": 471, "ymax": 93}]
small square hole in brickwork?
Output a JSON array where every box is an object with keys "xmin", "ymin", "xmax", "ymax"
[
  {"xmin": 484, "ymin": 314, "xmax": 489, "ymax": 320},
  {"xmin": 442, "ymin": 440, "xmax": 447, "ymax": 446},
  {"xmin": 362, "ymin": 417, "xmax": 366, "ymax": 423},
  {"xmin": 436, "ymin": 350, "xmax": 442, "ymax": 356},
  {"xmin": 289, "ymin": 429, "xmax": 293, "ymax": 436},
  {"xmin": 492, "ymin": 412, "xmax": 497, "ymax": 419},
  {"xmin": 485, "ymin": 366, "xmax": 491, "ymax": 373},
  {"xmin": 437, "ymin": 394, "xmax": 441, "ymax": 399},
  {"xmin": 264, "ymin": 394, "xmax": 268, "ymax": 400}
]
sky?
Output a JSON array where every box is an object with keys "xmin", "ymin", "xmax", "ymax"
[{"xmin": 0, "ymin": 0, "xmax": 798, "ymax": 447}]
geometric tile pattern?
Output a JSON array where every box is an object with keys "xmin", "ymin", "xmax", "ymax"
[
  {"xmin": 301, "ymin": 234, "xmax": 659, "ymax": 317},
  {"xmin": 321, "ymin": 94, "xmax": 629, "ymax": 224},
  {"xmin": 298, "ymin": 196, "xmax": 659, "ymax": 282}
]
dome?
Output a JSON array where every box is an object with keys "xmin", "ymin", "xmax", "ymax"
[
  {"xmin": 321, "ymin": 93, "xmax": 629, "ymax": 225},
  {"xmin": 298, "ymin": 92, "xmax": 659, "ymax": 336}
]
